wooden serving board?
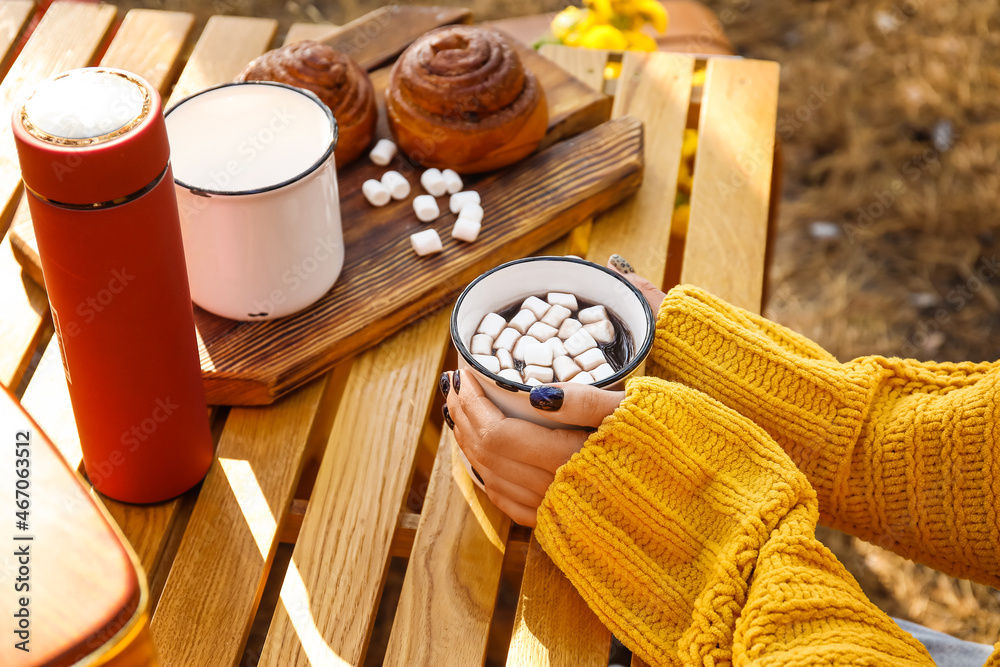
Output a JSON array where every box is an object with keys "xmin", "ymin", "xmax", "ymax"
[{"xmin": 10, "ymin": 10, "xmax": 640, "ymax": 406}]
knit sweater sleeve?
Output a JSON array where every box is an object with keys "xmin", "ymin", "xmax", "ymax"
[
  {"xmin": 534, "ymin": 377, "xmax": 939, "ymax": 665},
  {"xmin": 644, "ymin": 285, "xmax": 1000, "ymax": 588}
]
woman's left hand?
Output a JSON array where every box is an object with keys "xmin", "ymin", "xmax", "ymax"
[{"xmin": 441, "ymin": 369, "xmax": 624, "ymax": 526}]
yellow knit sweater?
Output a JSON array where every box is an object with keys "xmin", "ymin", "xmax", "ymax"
[{"xmin": 535, "ymin": 285, "xmax": 1000, "ymax": 666}]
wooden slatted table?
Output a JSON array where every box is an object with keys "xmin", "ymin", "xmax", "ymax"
[{"xmin": 0, "ymin": 3, "xmax": 778, "ymax": 665}]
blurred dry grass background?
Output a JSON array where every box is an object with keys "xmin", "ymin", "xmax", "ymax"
[
  {"xmin": 114, "ymin": 0, "xmax": 1000, "ymax": 648},
  {"xmin": 706, "ymin": 0, "xmax": 1000, "ymax": 645}
]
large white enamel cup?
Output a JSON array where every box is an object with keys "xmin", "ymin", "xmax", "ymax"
[{"xmin": 165, "ymin": 81, "xmax": 343, "ymax": 320}]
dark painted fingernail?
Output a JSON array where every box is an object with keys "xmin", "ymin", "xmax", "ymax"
[
  {"xmin": 442, "ymin": 405, "xmax": 455, "ymax": 429},
  {"xmin": 609, "ymin": 254, "xmax": 634, "ymax": 274},
  {"xmin": 529, "ymin": 385, "xmax": 564, "ymax": 411},
  {"xmin": 453, "ymin": 369, "xmax": 461, "ymax": 394},
  {"xmin": 439, "ymin": 372, "xmax": 450, "ymax": 398}
]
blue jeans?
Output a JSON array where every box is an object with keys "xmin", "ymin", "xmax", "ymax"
[{"xmin": 894, "ymin": 618, "xmax": 995, "ymax": 666}]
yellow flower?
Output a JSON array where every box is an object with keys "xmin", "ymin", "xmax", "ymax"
[
  {"xmin": 681, "ymin": 129, "xmax": 699, "ymax": 159},
  {"xmin": 577, "ymin": 24, "xmax": 630, "ymax": 50},
  {"xmin": 621, "ymin": 29, "xmax": 658, "ymax": 51},
  {"xmin": 634, "ymin": 0, "xmax": 668, "ymax": 33},
  {"xmin": 671, "ymin": 203, "xmax": 691, "ymax": 236},
  {"xmin": 551, "ymin": 6, "xmax": 584, "ymax": 41},
  {"xmin": 584, "ymin": 0, "xmax": 615, "ymax": 22}
]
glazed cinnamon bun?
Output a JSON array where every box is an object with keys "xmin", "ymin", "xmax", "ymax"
[{"xmin": 385, "ymin": 26, "xmax": 548, "ymax": 173}]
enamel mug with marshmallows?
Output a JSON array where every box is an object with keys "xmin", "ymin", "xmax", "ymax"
[{"xmin": 165, "ymin": 81, "xmax": 344, "ymax": 320}]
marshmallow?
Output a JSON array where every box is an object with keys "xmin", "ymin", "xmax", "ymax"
[
  {"xmin": 541, "ymin": 304, "xmax": 571, "ymax": 328},
  {"xmin": 523, "ymin": 365, "xmax": 554, "ymax": 383},
  {"xmin": 449, "ymin": 190, "xmax": 481, "ymax": 214},
  {"xmin": 553, "ymin": 356, "xmax": 582, "ymax": 382},
  {"xmin": 369, "ymin": 138, "xmax": 397, "ymax": 166},
  {"xmin": 473, "ymin": 354, "xmax": 500, "ymax": 373},
  {"xmin": 584, "ymin": 320, "xmax": 615, "ymax": 344},
  {"xmin": 362, "ymin": 179, "xmax": 390, "ymax": 207},
  {"xmin": 508, "ymin": 309, "xmax": 537, "ymax": 334},
  {"xmin": 569, "ymin": 371, "xmax": 595, "ymax": 384},
  {"xmin": 525, "ymin": 377, "xmax": 543, "ymax": 386},
  {"xmin": 442, "ymin": 168, "xmax": 463, "ymax": 194},
  {"xmin": 457, "ymin": 204, "xmax": 483, "ymax": 225},
  {"xmin": 451, "ymin": 217, "xmax": 481, "ymax": 243},
  {"xmin": 420, "ymin": 168, "xmax": 448, "ymax": 196},
  {"xmin": 591, "ymin": 363, "xmax": 615, "ymax": 382},
  {"xmin": 521, "ymin": 296, "xmax": 550, "ymax": 319},
  {"xmin": 470, "ymin": 333, "xmax": 493, "ymax": 356},
  {"xmin": 409, "ymin": 229, "xmax": 442, "ymax": 256},
  {"xmin": 513, "ymin": 335, "xmax": 542, "ymax": 361},
  {"xmin": 523, "ymin": 341, "xmax": 554, "ymax": 366},
  {"xmin": 497, "ymin": 368, "xmax": 524, "ymax": 384},
  {"xmin": 578, "ymin": 305, "xmax": 608, "ymax": 324},
  {"xmin": 563, "ymin": 328, "xmax": 598, "ymax": 356},
  {"xmin": 413, "ymin": 194, "xmax": 440, "ymax": 222},
  {"xmin": 547, "ymin": 292, "xmax": 578, "ymax": 311},
  {"xmin": 496, "ymin": 348, "xmax": 514, "ymax": 370},
  {"xmin": 546, "ymin": 337, "xmax": 567, "ymax": 358},
  {"xmin": 575, "ymin": 347, "xmax": 606, "ymax": 371},
  {"xmin": 477, "ymin": 312, "xmax": 507, "ymax": 339},
  {"xmin": 380, "ymin": 170, "xmax": 410, "ymax": 200},
  {"xmin": 494, "ymin": 327, "xmax": 520, "ymax": 352},
  {"xmin": 558, "ymin": 318, "xmax": 583, "ymax": 340},
  {"xmin": 527, "ymin": 321, "xmax": 558, "ymax": 341}
]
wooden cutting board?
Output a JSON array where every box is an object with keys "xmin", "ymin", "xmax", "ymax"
[{"xmin": 10, "ymin": 9, "xmax": 641, "ymax": 406}]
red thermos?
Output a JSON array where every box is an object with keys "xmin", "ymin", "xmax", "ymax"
[{"xmin": 12, "ymin": 67, "xmax": 213, "ymax": 503}]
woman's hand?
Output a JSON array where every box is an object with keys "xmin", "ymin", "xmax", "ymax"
[
  {"xmin": 441, "ymin": 370, "xmax": 624, "ymax": 527},
  {"xmin": 608, "ymin": 253, "xmax": 666, "ymax": 312}
]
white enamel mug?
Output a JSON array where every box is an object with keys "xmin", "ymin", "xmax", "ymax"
[
  {"xmin": 165, "ymin": 82, "xmax": 344, "ymax": 320},
  {"xmin": 452, "ymin": 256, "xmax": 655, "ymax": 426},
  {"xmin": 450, "ymin": 257, "xmax": 656, "ymax": 489}
]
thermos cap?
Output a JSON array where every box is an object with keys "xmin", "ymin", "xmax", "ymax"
[{"xmin": 12, "ymin": 67, "xmax": 170, "ymax": 207}]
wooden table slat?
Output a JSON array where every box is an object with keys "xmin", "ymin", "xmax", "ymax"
[
  {"xmin": 0, "ymin": 233, "xmax": 48, "ymax": 390},
  {"xmin": 592, "ymin": 50, "xmax": 695, "ymax": 278},
  {"xmin": 383, "ymin": 434, "xmax": 511, "ymax": 666},
  {"xmin": 0, "ymin": 0, "xmax": 34, "ymax": 78},
  {"xmin": 165, "ymin": 15, "xmax": 278, "ymax": 108},
  {"xmin": 0, "ymin": 1, "xmax": 117, "ymax": 231},
  {"xmin": 539, "ymin": 44, "xmax": 609, "ymax": 97},
  {"xmin": 681, "ymin": 57, "xmax": 779, "ymax": 313},
  {"xmin": 506, "ymin": 536, "xmax": 611, "ymax": 667},
  {"xmin": 102, "ymin": 9, "xmax": 194, "ymax": 91},
  {"xmin": 260, "ymin": 310, "xmax": 450, "ymax": 666},
  {"xmin": 151, "ymin": 374, "xmax": 337, "ymax": 667}
]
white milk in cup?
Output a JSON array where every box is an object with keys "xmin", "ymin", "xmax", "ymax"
[{"xmin": 165, "ymin": 81, "xmax": 344, "ymax": 320}]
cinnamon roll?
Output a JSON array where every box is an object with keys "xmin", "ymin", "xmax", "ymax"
[
  {"xmin": 237, "ymin": 40, "xmax": 377, "ymax": 167},
  {"xmin": 385, "ymin": 26, "xmax": 548, "ymax": 174}
]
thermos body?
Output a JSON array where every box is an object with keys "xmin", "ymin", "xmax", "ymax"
[{"xmin": 13, "ymin": 68, "xmax": 213, "ymax": 503}]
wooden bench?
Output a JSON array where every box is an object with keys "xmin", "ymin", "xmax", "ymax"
[{"xmin": 0, "ymin": 3, "xmax": 777, "ymax": 665}]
